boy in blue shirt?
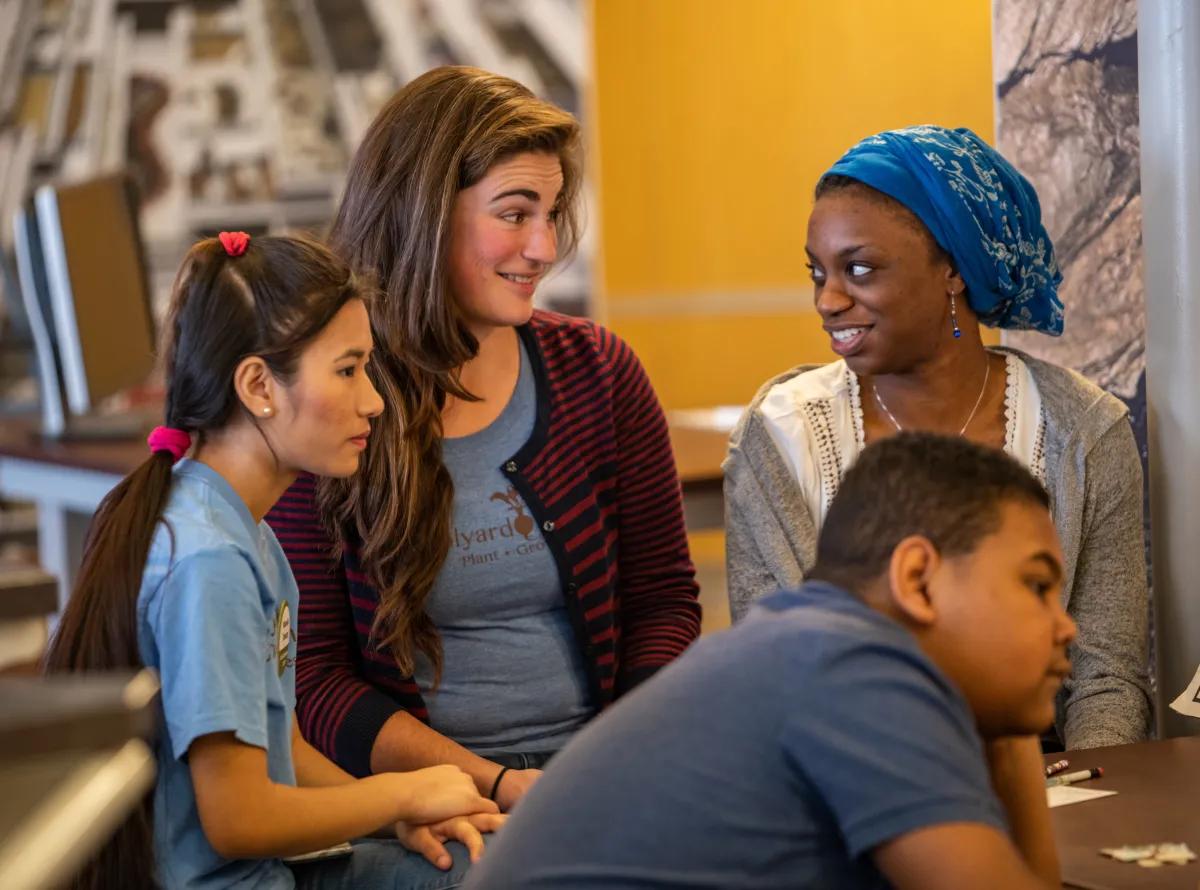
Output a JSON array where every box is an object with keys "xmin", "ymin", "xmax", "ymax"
[{"xmin": 464, "ymin": 431, "xmax": 1074, "ymax": 890}]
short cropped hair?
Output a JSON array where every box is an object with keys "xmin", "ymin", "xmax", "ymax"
[{"xmin": 810, "ymin": 432, "xmax": 1050, "ymax": 590}]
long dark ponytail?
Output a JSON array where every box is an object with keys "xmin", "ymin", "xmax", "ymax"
[{"xmin": 42, "ymin": 234, "xmax": 361, "ymax": 889}]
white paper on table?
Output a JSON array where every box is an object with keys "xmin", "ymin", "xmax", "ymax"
[
  {"xmin": 1046, "ymin": 785, "xmax": 1118, "ymax": 808},
  {"xmin": 1169, "ymin": 663, "xmax": 1200, "ymax": 717}
]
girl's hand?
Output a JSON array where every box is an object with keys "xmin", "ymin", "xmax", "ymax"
[{"xmin": 396, "ymin": 812, "xmax": 507, "ymax": 869}]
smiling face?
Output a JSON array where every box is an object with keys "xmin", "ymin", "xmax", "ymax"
[
  {"xmin": 806, "ymin": 185, "xmax": 966, "ymax": 376},
  {"xmin": 447, "ymin": 151, "xmax": 565, "ymax": 334}
]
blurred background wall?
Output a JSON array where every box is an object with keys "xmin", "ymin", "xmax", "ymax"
[
  {"xmin": 592, "ymin": 0, "xmax": 997, "ymax": 411},
  {"xmin": 0, "ymin": 0, "xmax": 594, "ymax": 370}
]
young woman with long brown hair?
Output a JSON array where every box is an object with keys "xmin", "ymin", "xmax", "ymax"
[
  {"xmin": 45, "ymin": 232, "xmax": 501, "ymax": 890},
  {"xmin": 268, "ymin": 66, "xmax": 702, "ymax": 811}
]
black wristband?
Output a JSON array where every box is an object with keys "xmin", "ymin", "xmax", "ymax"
[{"xmin": 489, "ymin": 766, "xmax": 511, "ymax": 801}]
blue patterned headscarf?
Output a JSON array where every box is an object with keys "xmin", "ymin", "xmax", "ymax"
[{"xmin": 824, "ymin": 125, "xmax": 1064, "ymax": 336}]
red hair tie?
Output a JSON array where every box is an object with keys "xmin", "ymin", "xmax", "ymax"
[
  {"xmin": 147, "ymin": 427, "xmax": 192, "ymax": 464},
  {"xmin": 219, "ymin": 231, "xmax": 249, "ymax": 257}
]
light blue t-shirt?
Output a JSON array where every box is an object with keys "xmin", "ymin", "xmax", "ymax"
[
  {"xmin": 463, "ymin": 582, "xmax": 1007, "ymax": 890},
  {"xmin": 414, "ymin": 337, "xmax": 594, "ymax": 753},
  {"xmin": 137, "ymin": 460, "xmax": 299, "ymax": 890}
]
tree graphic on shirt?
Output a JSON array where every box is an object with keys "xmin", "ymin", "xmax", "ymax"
[{"xmin": 490, "ymin": 488, "xmax": 535, "ymax": 538}]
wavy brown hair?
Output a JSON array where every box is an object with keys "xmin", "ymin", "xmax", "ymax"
[
  {"xmin": 318, "ymin": 66, "xmax": 583, "ymax": 682},
  {"xmin": 43, "ymin": 236, "xmax": 362, "ymax": 889}
]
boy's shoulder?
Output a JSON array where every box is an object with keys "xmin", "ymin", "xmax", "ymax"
[
  {"xmin": 743, "ymin": 583, "xmax": 922, "ymax": 665},
  {"xmin": 738, "ymin": 584, "xmax": 977, "ymax": 738}
]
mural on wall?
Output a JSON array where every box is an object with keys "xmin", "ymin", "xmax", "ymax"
[
  {"xmin": 995, "ymin": 0, "xmax": 1142, "ymax": 398},
  {"xmin": 0, "ymin": 0, "xmax": 592, "ymax": 339},
  {"xmin": 993, "ymin": 0, "xmax": 1151, "ymax": 669}
]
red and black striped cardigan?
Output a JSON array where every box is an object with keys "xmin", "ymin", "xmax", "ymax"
[{"xmin": 267, "ymin": 310, "xmax": 702, "ymax": 777}]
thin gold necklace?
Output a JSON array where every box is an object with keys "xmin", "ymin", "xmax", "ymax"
[{"xmin": 873, "ymin": 359, "xmax": 990, "ymax": 436}]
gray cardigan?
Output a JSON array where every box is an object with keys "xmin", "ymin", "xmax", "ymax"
[{"xmin": 723, "ymin": 349, "xmax": 1152, "ymax": 750}]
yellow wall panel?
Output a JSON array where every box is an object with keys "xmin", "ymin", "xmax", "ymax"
[
  {"xmin": 592, "ymin": 0, "xmax": 996, "ymax": 409},
  {"xmin": 616, "ymin": 311, "xmax": 833, "ymax": 409}
]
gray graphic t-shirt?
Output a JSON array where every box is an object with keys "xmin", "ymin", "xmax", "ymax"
[{"xmin": 414, "ymin": 339, "xmax": 594, "ymax": 753}]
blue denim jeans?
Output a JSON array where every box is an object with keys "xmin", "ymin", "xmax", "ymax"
[{"xmin": 290, "ymin": 840, "xmax": 472, "ymax": 890}]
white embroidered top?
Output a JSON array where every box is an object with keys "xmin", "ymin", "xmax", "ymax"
[{"xmin": 757, "ymin": 351, "xmax": 1046, "ymax": 534}]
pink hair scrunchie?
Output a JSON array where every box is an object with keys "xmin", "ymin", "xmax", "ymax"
[
  {"xmin": 147, "ymin": 427, "xmax": 192, "ymax": 464},
  {"xmin": 219, "ymin": 231, "xmax": 249, "ymax": 257}
]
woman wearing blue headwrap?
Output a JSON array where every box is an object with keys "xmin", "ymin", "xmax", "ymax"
[{"xmin": 724, "ymin": 125, "xmax": 1151, "ymax": 751}]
